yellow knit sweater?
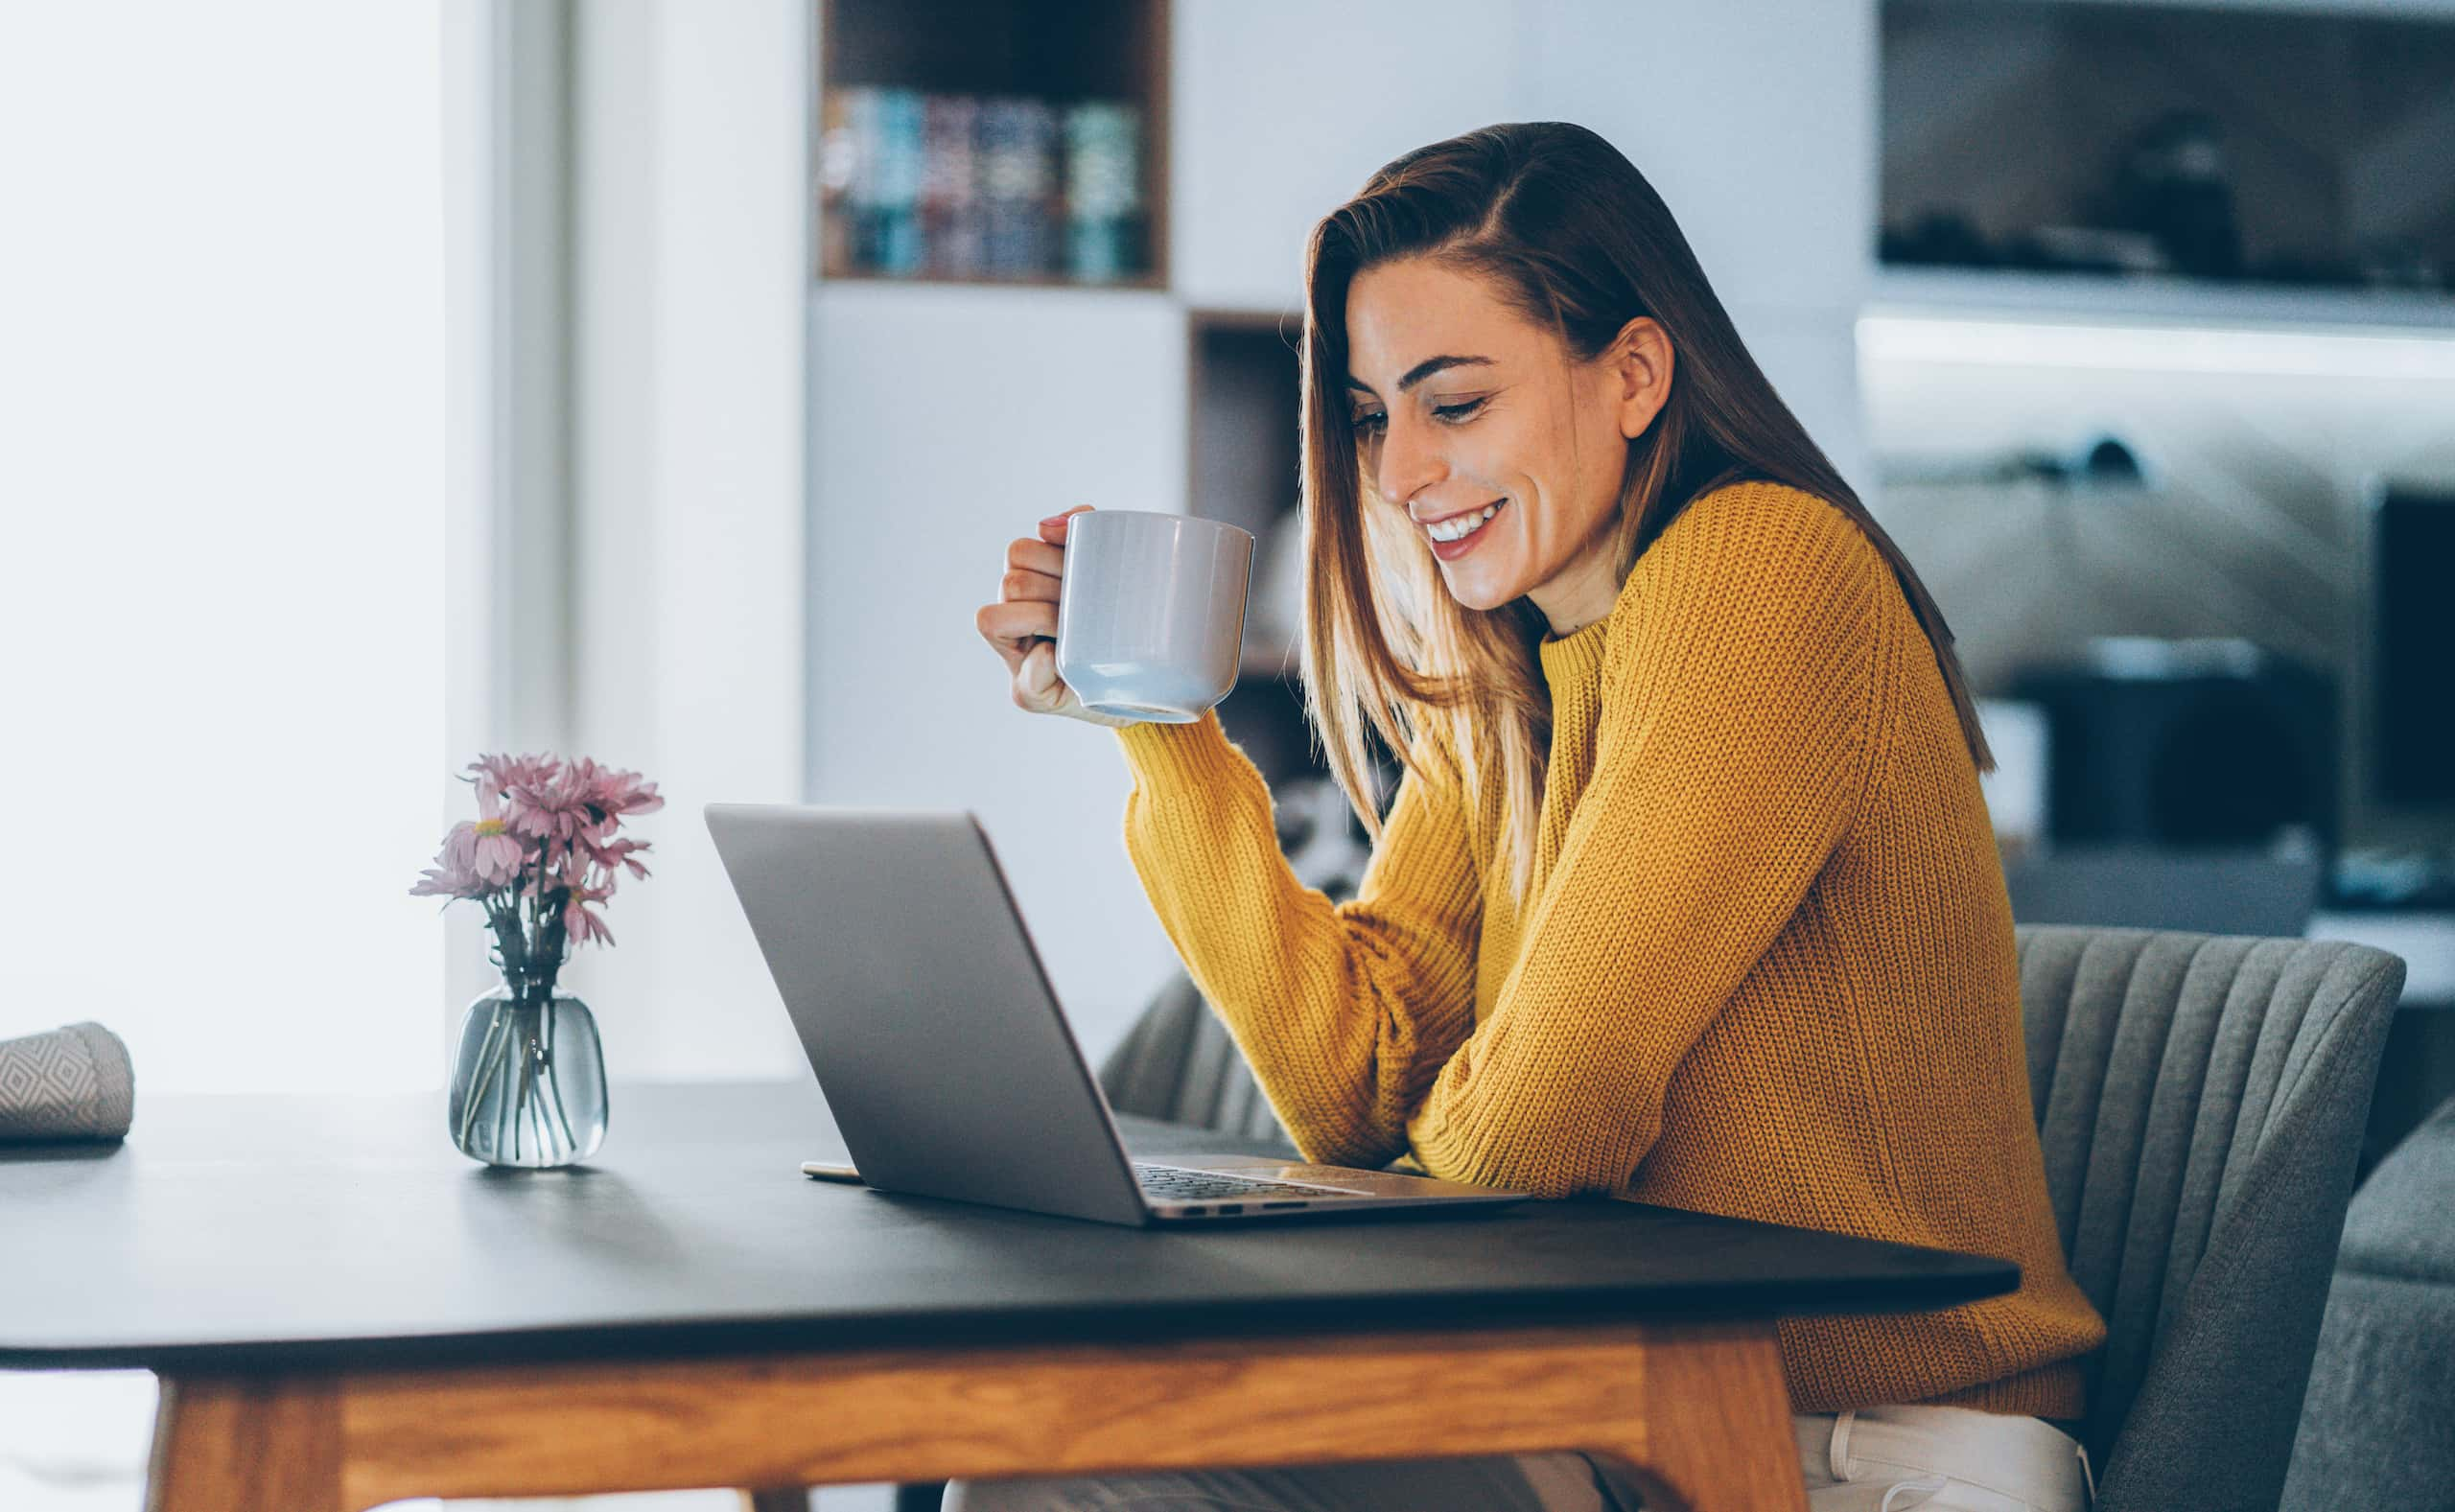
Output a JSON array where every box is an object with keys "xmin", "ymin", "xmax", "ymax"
[{"xmin": 1111, "ymin": 479, "xmax": 2107, "ymax": 1416}]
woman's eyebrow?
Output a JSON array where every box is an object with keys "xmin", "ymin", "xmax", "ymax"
[{"xmin": 1343, "ymin": 355, "xmax": 1495, "ymax": 397}]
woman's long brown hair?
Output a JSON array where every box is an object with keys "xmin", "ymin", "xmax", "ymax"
[{"xmin": 1298, "ymin": 121, "xmax": 1992, "ymax": 898}]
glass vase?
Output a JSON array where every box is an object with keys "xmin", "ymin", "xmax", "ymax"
[{"xmin": 447, "ymin": 977, "xmax": 607, "ymax": 1168}]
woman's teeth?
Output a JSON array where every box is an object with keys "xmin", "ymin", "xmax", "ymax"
[{"xmin": 1426, "ymin": 501, "xmax": 1502, "ymax": 542}]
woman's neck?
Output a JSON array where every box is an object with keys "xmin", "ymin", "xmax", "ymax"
[{"xmin": 1529, "ymin": 529, "xmax": 1631, "ymax": 639}]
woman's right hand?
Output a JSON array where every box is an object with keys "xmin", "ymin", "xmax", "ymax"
[{"xmin": 975, "ymin": 505, "xmax": 1138, "ymax": 729}]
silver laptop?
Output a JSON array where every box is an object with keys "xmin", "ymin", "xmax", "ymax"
[{"xmin": 705, "ymin": 803, "xmax": 1530, "ymax": 1226}]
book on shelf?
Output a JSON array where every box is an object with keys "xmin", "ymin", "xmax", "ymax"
[{"xmin": 820, "ymin": 84, "xmax": 1145, "ymax": 283}]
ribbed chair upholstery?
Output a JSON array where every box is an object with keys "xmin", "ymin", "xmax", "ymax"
[
  {"xmin": 2015, "ymin": 925, "xmax": 2404, "ymax": 1512},
  {"xmin": 1098, "ymin": 970, "xmax": 1297, "ymax": 1151}
]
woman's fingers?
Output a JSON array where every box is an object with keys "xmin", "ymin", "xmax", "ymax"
[
  {"xmin": 1000, "ymin": 566, "xmax": 1060, "ymax": 603},
  {"xmin": 975, "ymin": 597, "xmax": 1058, "ymax": 669},
  {"xmin": 976, "ymin": 596, "xmax": 1057, "ymax": 645},
  {"xmin": 981, "ymin": 509, "xmax": 1098, "ymax": 721},
  {"xmin": 1017, "ymin": 639, "xmax": 1061, "ymax": 704},
  {"xmin": 1037, "ymin": 503, "xmax": 1095, "ymax": 545},
  {"xmin": 1005, "ymin": 537, "xmax": 1064, "ymax": 577}
]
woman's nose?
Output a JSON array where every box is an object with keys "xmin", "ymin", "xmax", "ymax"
[{"xmin": 1375, "ymin": 415, "xmax": 1445, "ymax": 507}]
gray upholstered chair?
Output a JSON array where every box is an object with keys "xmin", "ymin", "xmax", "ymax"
[
  {"xmin": 2019, "ymin": 926, "xmax": 2403, "ymax": 1510},
  {"xmin": 2281, "ymin": 1088, "xmax": 2455, "ymax": 1511},
  {"xmin": 1100, "ymin": 924, "xmax": 2409, "ymax": 1511}
]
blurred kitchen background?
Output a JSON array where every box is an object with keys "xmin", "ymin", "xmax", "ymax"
[{"xmin": 2, "ymin": 0, "xmax": 2451, "ymax": 1507}]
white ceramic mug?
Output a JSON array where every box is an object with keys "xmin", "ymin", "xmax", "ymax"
[{"xmin": 1055, "ymin": 510, "xmax": 1255, "ymax": 723}]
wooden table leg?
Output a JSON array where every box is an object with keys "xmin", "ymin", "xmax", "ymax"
[
  {"xmin": 147, "ymin": 1373, "xmax": 342, "ymax": 1512},
  {"xmin": 1595, "ymin": 1316, "xmax": 1805, "ymax": 1512},
  {"xmin": 152, "ymin": 1319, "xmax": 1806, "ymax": 1512}
]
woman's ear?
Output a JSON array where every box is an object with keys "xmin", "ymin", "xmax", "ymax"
[{"xmin": 1608, "ymin": 316, "xmax": 1674, "ymax": 441}]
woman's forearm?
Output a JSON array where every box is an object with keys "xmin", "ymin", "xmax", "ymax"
[{"xmin": 1114, "ymin": 711, "xmax": 1482, "ymax": 1169}]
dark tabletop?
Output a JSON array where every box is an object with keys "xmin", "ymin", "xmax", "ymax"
[{"xmin": 0, "ymin": 1080, "xmax": 2018, "ymax": 1371}]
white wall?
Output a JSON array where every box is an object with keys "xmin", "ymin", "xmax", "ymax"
[
  {"xmin": 1510, "ymin": 0, "xmax": 1881, "ymax": 497},
  {"xmin": 805, "ymin": 283, "xmax": 1193, "ymax": 1055},
  {"xmin": 1170, "ymin": 0, "xmax": 1525, "ymax": 312}
]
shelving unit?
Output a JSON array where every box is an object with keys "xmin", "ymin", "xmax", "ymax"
[
  {"xmin": 1187, "ymin": 307, "xmax": 1304, "ymax": 667},
  {"xmin": 1879, "ymin": 0, "xmax": 2455, "ymax": 307},
  {"xmin": 1186, "ymin": 309, "xmax": 1303, "ymax": 544},
  {"xmin": 813, "ymin": 0, "xmax": 1169, "ymax": 289}
]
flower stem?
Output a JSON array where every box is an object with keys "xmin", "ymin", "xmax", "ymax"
[
  {"xmin": 511, "ymin": 1024, "xmax": 532, "ymax": 1162},
  {"xmin": 493, "ymin": 1040, "xmax": 511, "ymax": 1162},
  {"xmin": 541, "ymin": 1035, "xmax": 581, "ymax": 1152},
  {"xmin": 536, "ymin": 1042, "xmax": 558, "ymax": 1158},
  {"xmin": 455, "ymin": 1003, "xmax": 511, "ymax": 1151}
]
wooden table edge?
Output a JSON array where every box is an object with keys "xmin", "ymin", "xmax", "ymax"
[{"xmin": 144, "ymin": 1316, "xmax": 1809, "ymax": 1512}]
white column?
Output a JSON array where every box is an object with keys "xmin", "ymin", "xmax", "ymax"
[{"xmin": 564, "ymin": 0, "xmax": 812, "ymax": 1081}]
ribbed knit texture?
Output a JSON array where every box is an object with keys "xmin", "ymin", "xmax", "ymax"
[{"xmin": 1112, "ymin": 479, "xmax": 2107, "ymax": 1416}]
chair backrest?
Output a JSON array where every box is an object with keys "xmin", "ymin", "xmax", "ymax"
[
  {"xmin": 1096, "ymin": 970, "xmax": 1296, "ymax": 1150},
  {"xmin": 2015, "ymin": 924, "xmax": 2405, "ymax": 1512}
]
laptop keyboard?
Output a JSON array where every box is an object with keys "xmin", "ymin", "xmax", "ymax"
[{"xmin": 1131, "ymin": 1162, "xmax": 1354, "ymax": 1201}]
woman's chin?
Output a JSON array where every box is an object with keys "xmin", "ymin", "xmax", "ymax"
[{"xmin": 1435, "ymin": 565, "xmax": 1522, "ymax": 615}]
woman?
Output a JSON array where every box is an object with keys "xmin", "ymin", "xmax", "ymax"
[{"xmin": 964, "ymin": 122, "xmax": 2106, "ymax": 1512}]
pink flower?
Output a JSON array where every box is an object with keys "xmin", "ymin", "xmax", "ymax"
[
  {"xmin": 468, "ymin": 751, "xmax": 558, "ymax": 789},
  {"xmin": 585, "ymin": 834, "xmax": 653, "ymax": 881},
  {"xmin": 416, "ymin": 750, "xmax": 656, "ymax": 954},
  {"xmin": 541, "ymin": 845, "xmax": 603, "ymax": 896},
  {"xmin": 561, "ymin": 875, "xmax": 616, "ymax": 947},
  {"xmin": 571, "ymin": 757, "xmax": 664, "ymax": 822},
  {"xmin": 409, "ymin": 857, "xmax": 493, "ymax": 901},
  {"xmin": 440, "ymin": 783, "xmax": 527, "ymax": 885},
  {"xmin": 505, "ymin": 768, "xmax": 590, "ymax": 848},
  {"xmin": 466, "ymin": 752, "xmax": 557, "ymax": 805}
]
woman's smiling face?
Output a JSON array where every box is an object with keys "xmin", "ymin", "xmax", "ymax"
[{"xmin": 1343, "ymin": 256, "xmax": 1672, "ymax": 633}]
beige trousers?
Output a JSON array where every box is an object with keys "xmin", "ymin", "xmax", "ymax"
[{"xmin": 943, "ymin": 1402, "xmax": 2096, "ymax": 1512}]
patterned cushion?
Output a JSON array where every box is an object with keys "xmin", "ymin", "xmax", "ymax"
[{"xmin": 0, "ymin": 1021, "xmax": 134, "ymax": 1141}]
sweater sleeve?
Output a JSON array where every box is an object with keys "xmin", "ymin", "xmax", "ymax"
[
  {"xmin": 1113, "ymin": 709, "xmax": 1483, "ymax": 1170},
  {"xmin": 1404, "ymin": 505, "xmax": 1889, "ymax": 1197}
]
